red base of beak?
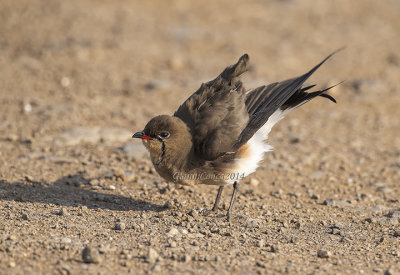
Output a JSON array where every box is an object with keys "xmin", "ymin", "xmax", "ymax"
[{"xmin": 132, "ymin": 131, "xmax": 152, "ymax": 140}]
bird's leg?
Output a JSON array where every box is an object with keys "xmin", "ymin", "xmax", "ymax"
[
  {"xmin": 226, "ymin": 181, "xmax": 240, "ymax": 221},
  {"xmin": 212, "ymin": 186, "xmax": 224, "ymax": 212}
]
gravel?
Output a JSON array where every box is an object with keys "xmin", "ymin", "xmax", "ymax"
[{"xmin": 0, "ymin": 1, "xmax": 399, "ymax": 274}]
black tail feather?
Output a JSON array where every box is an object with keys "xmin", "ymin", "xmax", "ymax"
[
  {"xmin": 281, "ymin": 81, "xmax": 342, "ymax": 110},
  {"xmin": 300, "ymin": 84, "xmax": 317, "ymax": 92}
]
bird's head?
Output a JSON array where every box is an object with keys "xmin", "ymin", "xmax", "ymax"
[{"xmin": 132, "ymin": 115, "xmax": 193, "ymax": 167}]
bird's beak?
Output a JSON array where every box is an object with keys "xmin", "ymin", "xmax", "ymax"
[{"xmin": 132, "ymin": 131, "xmax": 152, "ymax": 140}]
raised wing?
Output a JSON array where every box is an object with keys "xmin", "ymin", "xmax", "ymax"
[
  {"xmin": 174, "ymin": 54, "xmax": 250, "ymax": 160},
  {"xmin": 232, "ymin": 51, "xmax": 339, "ymax": 151}
]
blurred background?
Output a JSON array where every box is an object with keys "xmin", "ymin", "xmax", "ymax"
[
  {"xmin": 0, "ymin": 1, "xmax": 399, "ymax": 274},
  {"xmin": 1, "ymin": 0, "xmax": 399, "ymax": 140}
]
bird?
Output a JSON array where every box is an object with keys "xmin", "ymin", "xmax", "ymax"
[{"xmin": 132, "ymin": 51, "xmax": 340, "ymax": 221}]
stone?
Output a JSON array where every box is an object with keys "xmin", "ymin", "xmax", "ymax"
[
  {"xmin": 388, "ymin": 211, "xmax": 400, "ymax": 218},
  {"xmin": 317, "ymin": 249, "xmax": 332, "ymax": 258},
  {"xmin": 189, "ymin": 209, "xmax": 199, "ymax": 218},
  {"xmin": 89, "ymin": 179, "xmax": 99, "ymax": 186},
  {"xmin": 146, "ymin": 248, "xmax": 159, "ymax": 264},
  {"xmin": 385, "ymin": 264, "xmax": 400, "ymax": 275},
  {"xmin": 61, "ymin": 238, "xmax": 71, "ymax": 244},
  {"xmin": 271, "ymin": 245, "xmax": 280, "ymax": 253},
  {"xmin": 114, "ymin": 222, "xmax": 126, "ymax": 231},
  {"xmin": 25, "ymin": 175, "xmax": 34, "ymax": 182},
  {"xmin": 61, "ymin": 76, "xmax": 71, "ymax": 87},
  {"xmin": 323, "ymin": 198, "xmax": 336, "ymax": 206},
  {"xmin": 24, "ymin": 103, "xmax": 32, "ymax": 113},
  {"xmin": 250, "ymin": 178, "xmax": 260, "ymax": 187},
  {"xmin": 121, "ymin": 170, "xmax": 135, "ymax": 182},
  {"xmin": 55, "ymin": 208, "xmax": 68, "ymax": 216},
  {"xmin": 82, "ymin": 246, "xmax": 101, "ymax": 264},
  {"xmin": 184, "ymin": 254, "xmax": 191, "ymax": 263},
  {"xmin": 311, "ymin": 194, "xmax": 320, "ymax": 200},
  {"xmin": 167, "ymin": 228, "xmax": 180, "ymax": 237}
]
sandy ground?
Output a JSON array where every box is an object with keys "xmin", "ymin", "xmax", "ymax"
[{"xmin": 1, "ymin": 0, "xmax": 400, "ymax": 274}]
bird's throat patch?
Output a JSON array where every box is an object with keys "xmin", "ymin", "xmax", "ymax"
[{"xmin": 156, "ymin": 140, "xmax": 166, "ymax": 166}]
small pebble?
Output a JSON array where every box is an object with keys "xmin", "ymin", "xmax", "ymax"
[
  {"xmin": 113, "ymin": 169, "xmax": 136, "ymax": 182},
  {"xmin": 388, "ymin": 211, "xmax": 400, "ymax": 218},
  {"xmin": 189, "ymin": 209, "xmax": 199, "ymax": 218},
  {"xmin": 147, "ymin": 248, "xmax": 159, "ymax": 264},
  {"xmin": 6, "ymin": 134, "xmax": 19, "ymax": 142},
  {"xmin": 7, "ymin": 235, "xmax": 17, "ymax": 241},
  {"xmin": 82, "ymin": 246, "xmax": 101, "ymax": 264},
  {"xmin": 25, "ymin": 175, "xmax": 34, "ymax": 182},
  {"xmin": 122, "ymin": 261, "xmax": 131, "ymax": 268},
  {"xmin": 323, "ymin": 198, "xmax": 336, "ymax": 206},
  {"xmin": 61, "ymin": 76, "xmax": 71, "ymax": 87},
  {"xmin": 89, "ymin": 179, "xmax": 99, "ymax": 186},
  {"xmin": 114, "ymin": 222, "xmax": 126, "ymax": 231},
  {"xmin": 21, "ymin": 213, "xmax": 29, "ymax": 220},
  {"xmin": 289, "ymin": 136, "xmax": 300, "ymax": 143},
  {"xmin": 107, "ymin": 185, "xmax": 116, "ymax": 190},
  {"xmin": 24, "ymin": 103, "xmax": 32, "ymax": 113},
  {"xmin": 311, "ymin": 194, "xmax": 320, "ymax": 200},
  {"xmin": 184, "ymin": 254, "xmax": 191, "ymax": 263},
  {"xmin": 55, "ymin": 208, "xmax": 68, "ymax": 216},
  {"xmin": 385, "ymin": 264, "xmax": 400, "ymax": 275},
  {"xmin": 250, "ymin": 178, "xmax": 260, "ymax": 187},
  {"xmin": 152, "ymin": 264, "xmax": 162, "ymax": 272},
  {"xmin": 61, "ymin": 238, "xmax": 71, "ymax": 244},
  {"xmin": 122, "ymin": 170, "xmax": 135, "ymax": 182},
  {"xmin": 271, "ymin": 245, "xmax": 280, "ymax": 253},
  {"xmin": 167, "ymin": 228, "xmax": 180, "ymax": 237},
  {"xmin": 256, "ymin": 261, "xmax": 266, "ymax": 268},
  {"xmin": 330, "ymin": 228, "xmax": 340, "ymax": 235},
  {"xmin": 317, "ymin": 249, "xmax": 332, "ymax": 258},
  {"xmin": 270, "ymin": 189, "xmax": 283, "ymax": 197}
]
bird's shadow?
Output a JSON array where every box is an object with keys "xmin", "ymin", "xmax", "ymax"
[{"xmin": 0, "ymin": 174, "xmax": 166, "ymax": 212}]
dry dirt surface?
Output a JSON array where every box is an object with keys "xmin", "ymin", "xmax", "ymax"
[{"xmin": 1, "ymin": 1, "xmax": 400, "ymax": 274}]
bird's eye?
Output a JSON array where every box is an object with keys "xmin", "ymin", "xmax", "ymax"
[{"xmin": 158, "ymin": 132, "xmax": 170, "ymax": 139}]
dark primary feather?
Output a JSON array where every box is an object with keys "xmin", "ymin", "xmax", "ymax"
[{"xmin": 232, "ymin": 51, "xmax": 340, "ymax": 151}]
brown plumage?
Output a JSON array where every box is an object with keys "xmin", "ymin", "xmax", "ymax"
[{"xmin": 133, "ymin": 52, "xmax": 339, "ymax": 220}]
